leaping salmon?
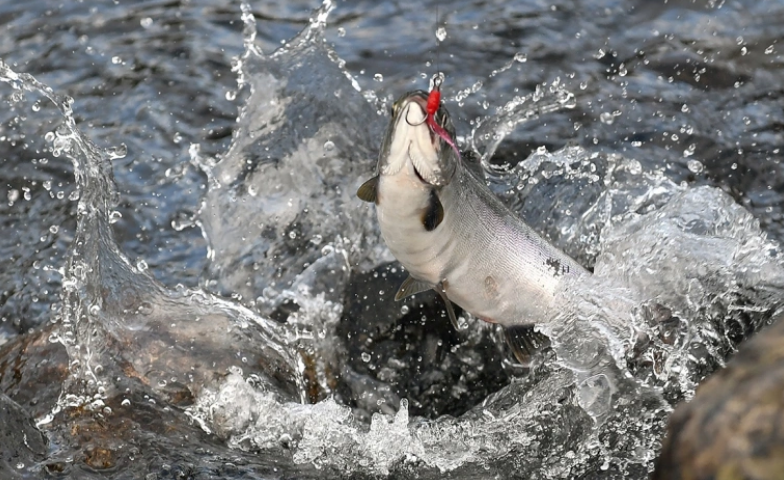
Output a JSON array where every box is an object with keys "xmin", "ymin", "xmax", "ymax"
[{"xmin": 358, "ymin": 86, "xmax": 589, "ymax": 362}]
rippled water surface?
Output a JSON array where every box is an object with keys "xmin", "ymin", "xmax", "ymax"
[{"xmin": 1, "ymin": 0, "xmax": 784, "ymax": 478}]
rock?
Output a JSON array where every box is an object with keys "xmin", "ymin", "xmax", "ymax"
[
  {"xmin": 654, "ymin": 315, "xmax": 784, "ymax": 480},
  {"xmin": 0, "ymin": 393, "xmax": 48, "ymax": 479}
]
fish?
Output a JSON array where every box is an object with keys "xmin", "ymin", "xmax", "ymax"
[{"xmin": 357, "ymin": 89, "xmax": 589, "ymax": 363}]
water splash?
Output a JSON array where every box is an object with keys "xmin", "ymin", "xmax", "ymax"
[
  {"xmin": 0, "ymin": 60, "xmax": 303, "ymax": 411},
  {"xmin": 197, "ymin": 1, "xmax": 383, "ymax": 319},
  {"xmin": 2, "ymin": 0, "xmax": 784, "ymax": 478},
  {"xmin": 470, "ymin": 78, "xmax": 576, "ymax": 162}
]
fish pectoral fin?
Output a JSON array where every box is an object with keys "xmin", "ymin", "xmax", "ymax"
[
  {"xmin": 421, "ymin": 189, "xmax": 444, "ymax": 231},
  {"xmin": 435, "ymin": 283, "xmax": 461, "ymax": 331},
  {"xmin": 357, "ymin": 175, "xmax": 380, "ymax": 203},
  {"xmin": 504, "ymin": 325, "xmax": 551, "ymax": 366},
  {"xmin": 394, "ymin": 275, "xmax": 433, "ymax": 301}
]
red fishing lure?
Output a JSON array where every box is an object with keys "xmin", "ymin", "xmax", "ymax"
[{"xmin": 425, "ymin": 78, "xmax": 460, "ymax": 158}]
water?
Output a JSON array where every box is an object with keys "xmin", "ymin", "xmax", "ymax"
[{"xmin": 1, "ymin": 0, "xmax": 784, "ymax": 478}]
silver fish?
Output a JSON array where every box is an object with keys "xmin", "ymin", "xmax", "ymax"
[{"xmin": 358, "ymin": 90, "xmax": 588, "ymax": 362}]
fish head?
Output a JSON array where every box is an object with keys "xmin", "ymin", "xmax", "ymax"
[{"xmin": 377, "ymin": 90, "xmax": 458, "ymax": 187}]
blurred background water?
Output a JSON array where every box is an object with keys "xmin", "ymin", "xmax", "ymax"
[{"xmin": 0, "ymin": 0, "xmax": 783, "ymax": 478}]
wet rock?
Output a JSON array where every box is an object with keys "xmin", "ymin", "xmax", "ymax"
[
  {"xmin": 654, "ymin": 314, "xmax": 784, "ymax": 480},
  {"xmin": 0, "ymin": 328, "xmax": 69, "ymax": 418},
  {"xmin": 0, "ymin": 393, "xmax": 48, "ymax": 479},
  {"xmin": 337, "ymin": 262, "xmax": 512, "ymax": 420}
]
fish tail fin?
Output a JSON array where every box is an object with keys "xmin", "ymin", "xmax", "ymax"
[{"xmin": 504, "ymin": 325, "xmax": 551, "ymax": 366}]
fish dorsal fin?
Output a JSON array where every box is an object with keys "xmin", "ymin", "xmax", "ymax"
[
  {"xmin": 435, "ymin": 282, "xmax": 461, "ymax": 331},
  {"xmin": 422, "ymin": 189, "xmax": 444, "ymax": 231},
  {"xmin": 357, "ymin": 175, "xmax": 379, "ymax": 203},
  {"xmin": 394, "ymin": 275, "xmax": 433, "ymax": 301},
  {"xmin": 503, "ymin": 325, "xmax": 551, "ymax": 366}
]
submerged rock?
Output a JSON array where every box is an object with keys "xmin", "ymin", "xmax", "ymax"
[{"xmin": 654, "ymin": 314, "xmax": 784, "ymax": 480}]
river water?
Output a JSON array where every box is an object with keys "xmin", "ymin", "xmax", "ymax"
[{"xmin": 1, "ymin": 0, "xmax": 783, "ymax": 478}]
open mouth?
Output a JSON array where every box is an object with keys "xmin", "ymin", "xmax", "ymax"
[{"xmin": 408, "ymin": 144, "xmax": 430, "ymax": 185}]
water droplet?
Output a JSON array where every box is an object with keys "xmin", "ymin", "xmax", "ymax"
[
  {"xmin": 435, "ymin": 27, "xmax": 447, "ymax": 42},
  {"xmin": 121, "ymin": 398, "xmax": 131, "ymax": 407},
  {"xmin": 49, "ymin": 225, "xmax": 59, "ymax": 234},
  {"xmin": 681, "ymin": 104, "xmax": 689, "ymax": 113},
  {"xmin": 225, "ymin": 90, "xmax": 237, "ymax": 101},
  {"xmin": 765, "ymin": 45, "xmax": 775, "ymax": 55},
  {"xmin": 111, "ymin": 56, "xmax": 122, "ymax": 65},
  {"xmin": 288, "ymin": 231, "xmax": 297, "ymax": 239},
  {"xmin": 337, "ymin": 27, "xmax": 346, "ymax": 37},
  {"xmin": 140, "ymin": 17, "xmax": 153, "ymax": 28},
  {"xmin": 400, "ymin": 305, "xmax": 410, "ymax": 315},
  {"xmin": 373, "ymin": 73, "xmax": 383, "ymax": 82},
  {"xmin": 106, "ymin": 144, "xmax": 127, "ymax": 159},
  {"xmin": 514, "ymin": 52, "xmax": 527, "ymax": 63},
  {"xmin": 323, "ymin": 140, "xmax": 335, "ymax": 152},
  {"xmin": 361, "ymin": 352, "xmax": 371, "ymax": 362},
  {"xmin": 109, "ymin": 211, "xmax": 122, "ymax": 224},
  {"xmin": 31, "ymin": 102, "xmax": 40, "ymax": 112},
  {"xmin": 683, "ymin": 144, "xmax": 696, "ymax": 157},
  {"xmin": 173, "ymin": 132, "xmax": 183, "ymax": 144},
  {"xmin": 136, "ymin": 260, "xmax": 148, "ymax": 271},
  {"xmin": 137, "ymin": 302, "xmax": 154, "ymax": 316},
  {"xmin": 687, "ymin": 159, "xmax": 704, "ymax": 173}
]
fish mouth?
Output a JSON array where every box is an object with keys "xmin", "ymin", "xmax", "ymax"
[
  {"xmin": 403, "ymin": 98, "xmax": 428, "ymax": 127},
  {"xmin": 402, "ymin": 101, "xmax": 440, "ymax": 185},
  {"xmin": 409, "ymin": 144, "xmax": 430, "ymax": 184},
  {"xmin": 401, "ymin": 97, "xmax": 439, "ymax": 151}
]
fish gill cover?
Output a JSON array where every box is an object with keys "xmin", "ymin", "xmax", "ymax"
[{"xmin": 0, "ymin": 0, "xmax": 783, "ymax": 479}]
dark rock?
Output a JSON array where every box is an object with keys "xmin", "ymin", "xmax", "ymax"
[
  {"xmin": 0, "ymin": 393, "xmax": 48, "ymax": 479},
  {"xmin": 654, "ymin": 315, "xmax": 784, "ymax": 480}
]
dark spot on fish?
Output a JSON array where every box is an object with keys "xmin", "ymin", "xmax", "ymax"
[
  {"xmin": 545, "ymin": 257, "xmax": 570, "ymax": 277},
  {"xmin": 421, "ymin": 189, "xmax": 444, "ymax": 231}
]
